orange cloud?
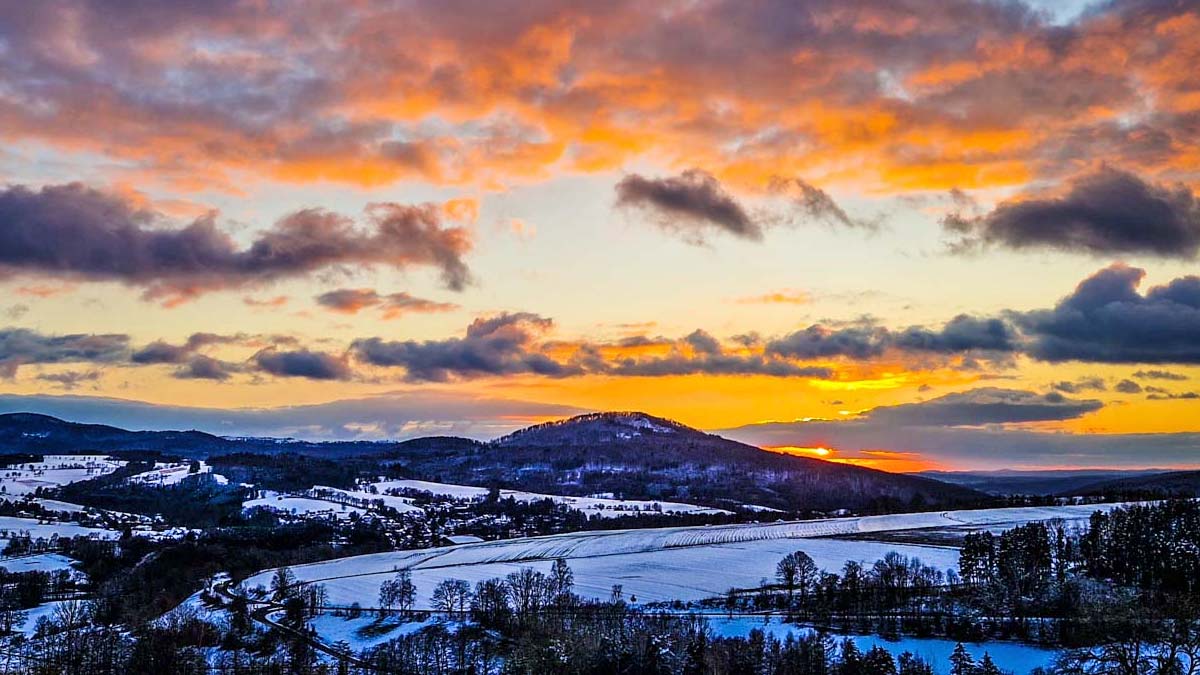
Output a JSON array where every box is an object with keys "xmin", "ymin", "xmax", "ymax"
[
  {"xmin": 735, "ymin": 290, "xmax": 810, "ymax": 305},
  {"xmin": 243, "ymin": 295, "xmax": 290, "ymax": 309},
  {"xmin": 15, "ymin": 284, "xmax": 75, "ymax": 298},
  {"xmin": 0, "ymin": 1, "xmax": 1193, "ymax": 196}
]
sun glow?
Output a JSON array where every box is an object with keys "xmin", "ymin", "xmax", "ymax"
[
  {"xmin": 766, "ymin": 445, "xmax": 945, "ymax": 472},
  {"xmin": 767, "ymin": 445, "xmax": 834, "ymax": 458}
]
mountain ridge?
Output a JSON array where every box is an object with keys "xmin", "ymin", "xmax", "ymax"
[
  {"xmin": 390, "ymin": 410, "xmax": 986, "ymax": 512},
  {"xmin": 0, "ymin": 410, "xmax": 987, "ymax": 512}
]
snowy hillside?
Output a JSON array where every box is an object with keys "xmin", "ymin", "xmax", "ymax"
[{"xmin": 240, "ymin": 501, "xmax": 1135, "ymax": 610}]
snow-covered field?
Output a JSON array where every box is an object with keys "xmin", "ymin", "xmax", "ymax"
[
  {"xmin": 308, "ymin": 486, "xmax": 424, "ymax": 515},
  {"xmin": 128, "ymin": 460, "xmax": 227, "ymax": 486},
  {"xmin": 241, "ymin": 502, "xmax": 1132, "ymax": 610},
  {"xmin": 306, "ymin": 614, "xmax": 442, "ymax": 651},
  {"xmin": 28, "ymin": 498, "xmax": 89, "ymax": 513},
  {"xmin": 242, "ymin": 494, "xmax": 367, "ymax": 519},
  {"xmin": 0, "ymin": 516, "xmax": 119, "ymax": 542},
  {"xmin": 0, "ymin": 552, "xmax": 81, "ymax": 577},
  {"xmin": 0, "ymin": 455, "xmax": 124, "ymax": 497},
  {"xmin": 376, "ymin": 479, "xmax": 733, "ymax": 518},
  {"xmin": 14, "ymin": 600, "xmax": 74, "ymax": 637}
]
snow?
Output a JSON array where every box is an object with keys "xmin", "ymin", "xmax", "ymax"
[
  {"xmin": 307, "ymin": 613, "xmax": 443, "ymax": 651},
  {"xmin": 28, "ymin": 498, "xmax": 88, "ymax": 513},
  {"xmin": 741, "ymin": 504, "xmax": 785, "ymax": 513},
  {"xmin": 128, "ymin": 460, "xmax": 227, "ymax": 486},
  {"xmin": 0, "ymin": 515, "xmax": 118, "ymax": 541},
  {"xmin": 242, "ymin": 495, "xmax": 367, "ymax": 519},
  {"xmin": 309, "ymin": 486, "xmax": 424, "ymax": 514},
  {"xmin": 161, "ymin": 580, "xmax": 231, "ymax": 631},
  {"xmin": 854, "ymin": 634, "xmax": 1056, "ymax": 675},
  {"xmin": 0, "ymin": 455, "xmax": 124, "ymax": 497},
  {"xmin": 376, "ymin": 478, "xmax": 733, "ymax": 518},
  {"xmin": 708, "ymin": 617, "xmax": 1057, "ymax": 675},
  {"xmin": 241, "ymin": 501, "xmax": 1139, "ymax": 613},
  {"xmin": 13, "ymin": 600, "xmax": 72, "ymax": 637},
  {"xmin": 0, "ymin": 553, "xmax": 81, "ymax": 577}
]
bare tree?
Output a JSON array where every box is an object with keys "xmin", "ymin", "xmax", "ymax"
[
  {"xmin": 270, "ymin": 566, "xmax": 297, "ymax": 601},
  {"xmin": 379, "ymin": 570, "xmax": 417, "ymax": 617},
  {"xmin": 431, "ymin": 579, "xmax": 472, "ymax": 615}
]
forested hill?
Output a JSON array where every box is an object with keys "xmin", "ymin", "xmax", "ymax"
[
  {"xmin": 0, "ymin": 412, "xmax": 385, "ymax": 459},
  {"xmin": 0, "ymin": 412, "xmax": 231, "ymax": 457},
  {"xmin": 1069, "ymin": 469, "xmax": 1200, "ymax": 498},
  {"xmin": 385, "ymin": 412, "xmax": 986, "ymax": 513}
]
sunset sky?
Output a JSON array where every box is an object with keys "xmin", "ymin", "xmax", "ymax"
[{"xmin": 1, "ymin": 0, "xmax": 1198, "ymax": 471}]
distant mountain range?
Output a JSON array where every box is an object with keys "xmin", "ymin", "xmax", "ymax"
[
  {"xmin": 1068, "ymin": 470, "xmax": 1200, "ymax": 497},
  {"xmin": 0, "ymin": 410, "xmax": 983, "ymax": 513},
  {"xmin": 917, "ymin": 469, "xmax": 1172, "ymax": 496}
]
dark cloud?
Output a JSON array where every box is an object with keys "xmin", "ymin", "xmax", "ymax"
[
  {"xmin": 1114, "ymin": 379, "xmax": 1143, "ymax": 394},
  {"xmin": 605, "ymin": 341, "xmax": 834, "ymax": 377},
  {"xmin": 315, "ymin": 288, "xmax": 459, "ymax": 319},
  {"xmin": 352, "ymin": 312, "xmax": 573, "ymax": 382},
  {"xmin": 1147, "ymin": 391, "xmax": 1199, "ymax": 400},
  {"xmin": 0, "ymin": 183, "xmax": 473, "ymax": 302},
  {"xmin": 131, "ymin": 333, "xmax": 239, "ymax": 365},
  {"xmin": 684, "ymin": 329, "xmax": 722, "ymax": 356},
  {"xmin": 575, "ymin": 330, "xmax": 838, "ymax": 379},
  {"xmin": 772, "ymin": 177, "xmax": 877, "ymax": 230},
  {"xmin": 864, "ymin": 388, "xmax": 1103, "ymax": 427},
  {"xmin": 766, "ymin": 315, "xmax": 1016, "ymax": 362},
  {"xmin": 35, "ymin": 370, "xmax": 102, "ymax": 390},
  {"xmin": 616, "ymin": 335, "xmax": 673, "ymax": 349},
  {"xmin": 607, "ymin": 355, "xmax": 832, "ymax": 378},
  {"xmin": 766, "ymin": 324, "xmax": 890, "ymax": 360},
  {"xmin": 893, "ymin": 315, "xmax": 1018, "ymax": 353},
  {"xmin": 130, "ymin": 341, "xmax": 191, "ymax": 365},
  {"xmin": 176, "ymin": 355, "xmax": 238, "ymax": 381},
  {"xmin": 944, "ymin": 168, "xmax": 1200, "ymax": 258},
  {"xmin": 253, "ymin": 349, "xmax": 352, "ymax": 381},
  {"xmin": 1051, "ymin": 376, "xmax": 1106, "ymax": 394},
  {"xmin": 1012, "ymin": 263, "xmax": 1200, "ymax": 363},
  {"xmin": 352, "ymin": 316, "xmax": 840, "ymax": 381},
  {"xmin": 1133, "ymin": 369, "xmax": 1189, "ymax": 381},
  {"xmin": 0, "ymin": 328, "xmax": 129, "ymax": 377},
  {"xmin": 615, "ymin": 169, "xmax": 760, "ymax": 242}
]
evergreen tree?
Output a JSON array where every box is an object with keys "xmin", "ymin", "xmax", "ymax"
[
  {"xmin": 950, "ymin": 643, "xmax": 976, "ymax": 675},
  {"xmin": 898, "ymin": 651, "xmax": 934, "ymax": 675},
  {"xmin": 978, "ymin": 652, "xmax": 1002, "ymax": 675},
  {"xmin": 862, "ymin": 645, "xmax": 898, "ymax": 675}
]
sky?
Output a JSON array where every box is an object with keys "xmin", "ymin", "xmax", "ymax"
[{"xmin": 0, "ymin": 0, "xmax": 1198, "ymax": 471}]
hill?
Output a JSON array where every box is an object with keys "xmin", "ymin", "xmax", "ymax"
[
  {"xmin": 1069, "ymin": 470, "xmax": 1200, "ymax": 498},
  {"xmin": 918, "ymin": 469, "xmax": 1168, "ymax": 496},
  {"xmin": 0, "ymin": 412, "xmax": 386, "ymax": 460},
  {"xmin": 0, "ymin": 412, "xmax": 232, "ymax": 458},
  {"xmin": 0, "ymin": 410, "xmax": 987, "ymax": 513},
  {"xmin": 385, "ymin": 412, "xmax": 986, "ymax": 513}
]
